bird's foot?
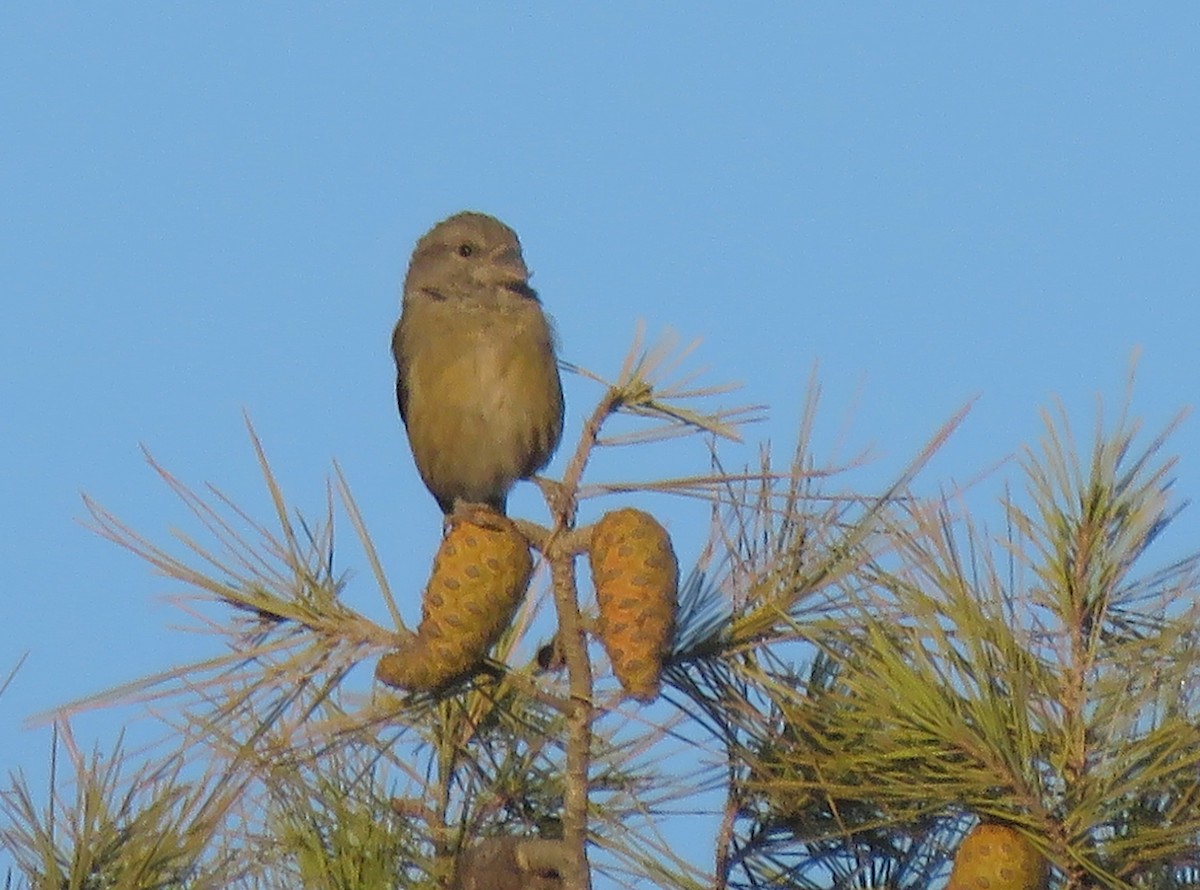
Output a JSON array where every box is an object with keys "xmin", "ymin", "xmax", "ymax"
[{"xmin": 447, "ymin": 499, "xmax": 515, "ymax": 534}]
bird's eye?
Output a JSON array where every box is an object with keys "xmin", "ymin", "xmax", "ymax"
[{"xmin": 457, "ymin": 243, "xmax": 474, "ymax": 258}]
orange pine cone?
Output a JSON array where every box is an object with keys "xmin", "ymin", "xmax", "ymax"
[
  {"xmin": 588, "ymin": 508, "xmax": 678, "ymax": 702},
  {"xmin": 947, "ymin": 822, "xmax": 1049, "ymax": 890},
  {"xmin": 376, "ymin": 513, "xmax": 533, "ymax": 691}
]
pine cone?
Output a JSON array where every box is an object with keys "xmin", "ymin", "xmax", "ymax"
[
  {"xmin": 588, "ymin": 508, "xmax": 678, "ymax": 701},
  {"xmin": 947, "ymin": 822, "xmax": 1049, "ymax": 890},
  {"xmin": 376, "ymin": 513, "xmax": 533, "ymax": 691}
]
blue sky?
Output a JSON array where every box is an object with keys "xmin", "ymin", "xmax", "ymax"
[{"xmin": 2, "ymin": 5, "xmax": 1198, "ymax": 883}]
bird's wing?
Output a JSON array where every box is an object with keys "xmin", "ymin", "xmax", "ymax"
[{"xmin": 391, "ymin": 320, "xmax": 410, "ymax": 424}]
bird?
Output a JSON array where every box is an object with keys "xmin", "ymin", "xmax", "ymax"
[{"xmin": 392, "ymin": 211, "xmax": 564, "ymax": 515}]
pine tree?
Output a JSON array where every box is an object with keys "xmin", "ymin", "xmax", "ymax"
[{"xmin": 3, "ymin": 341, "xmax": 1198, "ymax": 890}]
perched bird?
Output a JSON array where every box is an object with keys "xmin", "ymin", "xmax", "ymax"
[{"xmin": 392, "ymin": 211, "xmax": 564, "ymax": 515}]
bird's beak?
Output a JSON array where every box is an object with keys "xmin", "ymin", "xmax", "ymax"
[{"xmin": 492, "ymin": 245, "xmax": 530, "ymax": 282}]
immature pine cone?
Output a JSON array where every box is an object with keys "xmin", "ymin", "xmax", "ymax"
[
  {"xmin": 947, "ymin": 822, "xmax": 1049, "ymax": 890},
  {"xmin": 377, "ymin": 513, "xmax": 533, "ymax": 691},
  {"xmin": 588, "ymin": 508, "xmax": 678, "ymax": 701}
]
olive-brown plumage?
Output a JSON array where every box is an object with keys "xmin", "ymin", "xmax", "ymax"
[{"xmin": 392, "ymin": 211, "xmax": 564, "ymax": 515}]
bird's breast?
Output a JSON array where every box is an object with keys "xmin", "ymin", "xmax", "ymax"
[{"xmin": 405, "ymin": 306, "xmax": 557, "ymax": 420}]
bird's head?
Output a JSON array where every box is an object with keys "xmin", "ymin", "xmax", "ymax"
[{"xmin": 404, "ymin": 211, "xmax": 539, "ymax": 305}]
